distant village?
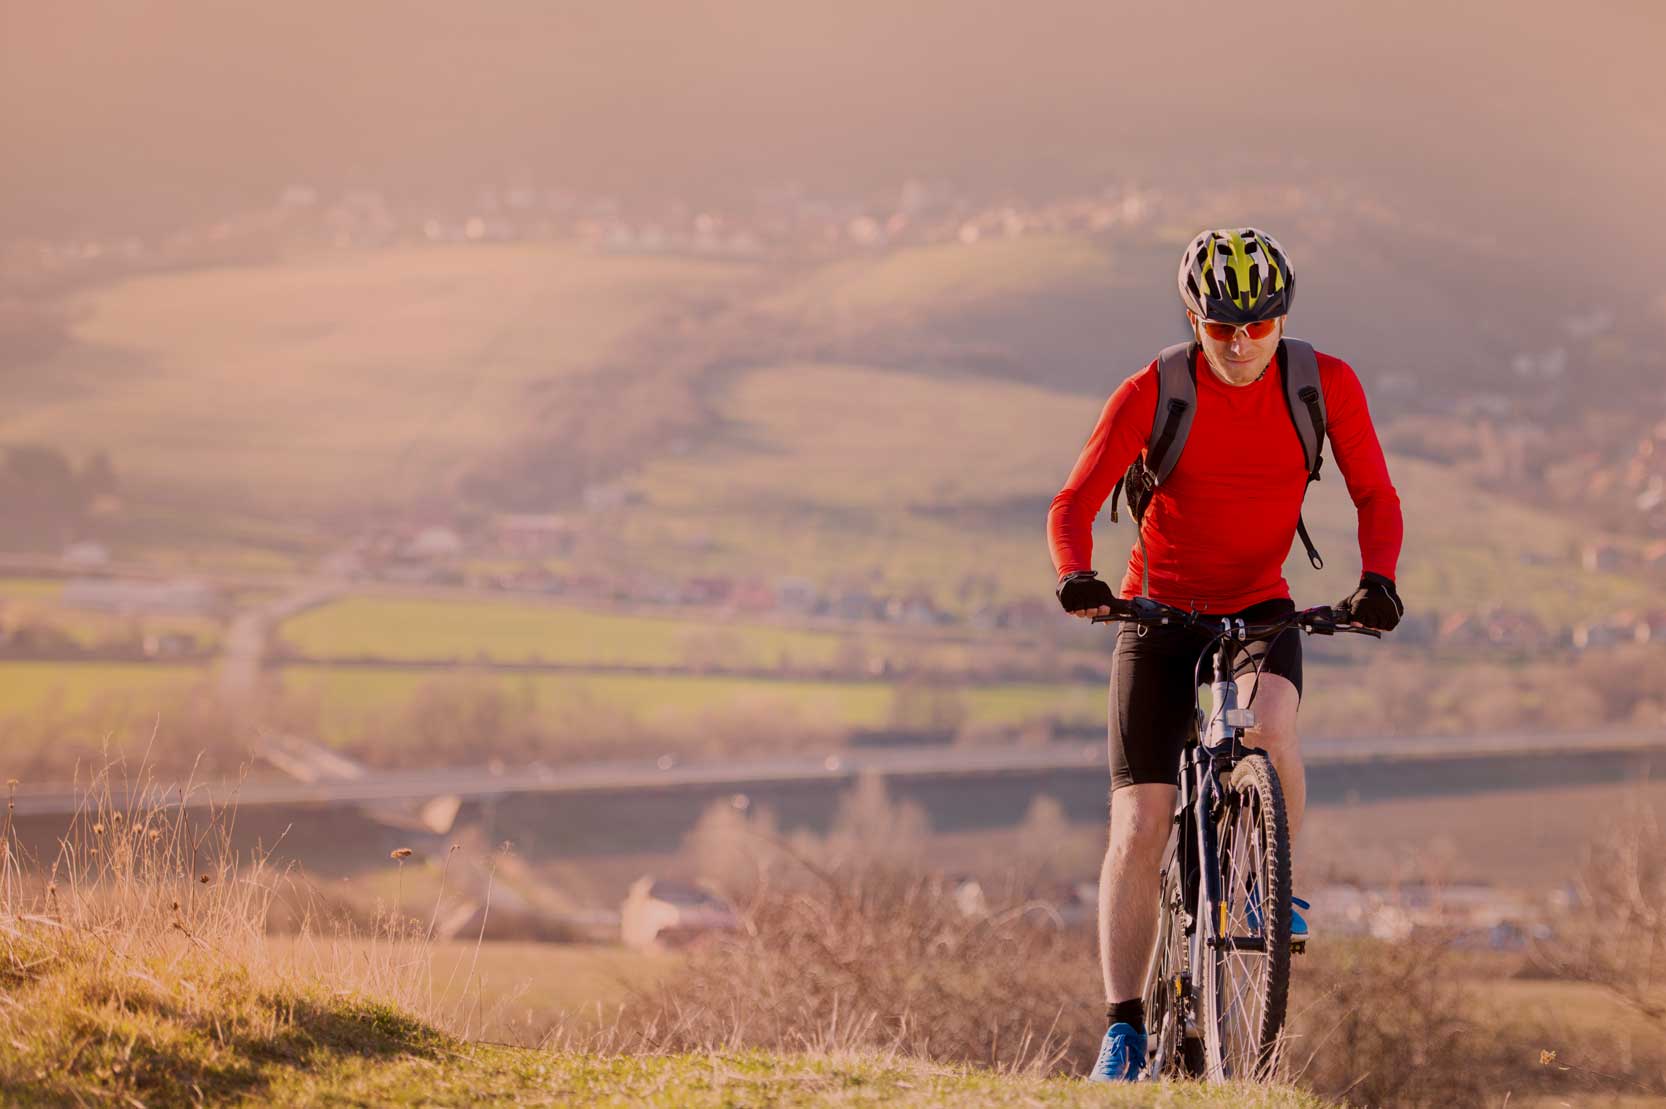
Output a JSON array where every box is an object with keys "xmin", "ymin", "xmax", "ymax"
[
  {"xmin": 3, "ymin": 175, "xmax": 1161, "ymax": 291},
  {"xmin": 17, "ymin": 491, "xmax": 1666, "ymax": 663}
]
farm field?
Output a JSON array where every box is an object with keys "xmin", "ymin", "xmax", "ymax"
[
  {"xmin": 0, "ymin": 660, "xmax": 208, "ymax": 716},
  {"xmin": 278, "ymin": 595, "xmax": 851, "ymax": 668},
  {"xmin": 279, "ymin": 664, "xmax": 1101, "ymax": 748},
  {"xmin": 275, "ymin": 592, "xmax": 1017, "ymax": 673},
  {"xmin": 0, "ymin": 577, "xmax": 71, "ymax": 600}
]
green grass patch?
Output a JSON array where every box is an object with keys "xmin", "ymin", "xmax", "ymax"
[
  {"xmin": 255, "ymin": 1045, "xmax": 1326, "ymax": 1107},
  {"xmin": 0, "ymin": 577, "xmax": 67, "ymax": 600},
  {"xmin": 0, "ymin": 660, "xmax": 207, "ymax": 715}
]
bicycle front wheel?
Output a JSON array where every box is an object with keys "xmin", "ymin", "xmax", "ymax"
[{"xmin": 1200, "ymin": 753, "xmax": 1293, "ymax": 1082}]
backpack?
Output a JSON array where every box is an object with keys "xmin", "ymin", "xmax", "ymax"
[{"xmin": 1108, "ymin": 337, "xmax": 1328, "ymax": 597}]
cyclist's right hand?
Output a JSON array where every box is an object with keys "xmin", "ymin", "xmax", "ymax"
[{"xmin": 1057, "ymin": 570, "xmax": 1119, "ymax": 617}]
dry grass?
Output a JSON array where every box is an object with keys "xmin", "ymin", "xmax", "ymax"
[{"xmin": 0, "ymin": 761, "xmax": 445, "ymax": 1103}]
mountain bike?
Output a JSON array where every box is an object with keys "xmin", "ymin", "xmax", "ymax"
[{"xmin": 1092, "ymin": 598, "xmax": 1380, "ymax": 1082}]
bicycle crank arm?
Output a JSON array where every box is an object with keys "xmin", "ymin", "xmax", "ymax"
[{"xmin": 1207, "ymin": 935, "xmax": 1268, "ymax": 952}]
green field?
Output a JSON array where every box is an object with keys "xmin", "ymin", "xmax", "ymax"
[
  {"xmin": 0, "ymin": 577, "xmax": 69, "ymax": 600},
  {"xmin": 280, "ymin": 664, "xmax": 1101, "ymax": 747},
  {"xmin": 278, "ymin": 595, "xmax": 852, "ymax": 668},
  {"xmin": 1, "ymin": 245, "xmax": 759, "ymax": 514},
  {"xmin": 0, "ymin": 661, "xmax": 207, "ymax": 716}
]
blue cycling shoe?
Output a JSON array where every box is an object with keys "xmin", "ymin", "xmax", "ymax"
[
  {"xmin": 1291, "ymin": 895, "xmax": 1311, "ymax": 946},
  {"xmin": 1245, "ymin": 887, "xmax": 1312, "ymax": 948},
  {"xmin": 1087, "ymin": 1023, "xmax": 1147, "ymax": 1082}
]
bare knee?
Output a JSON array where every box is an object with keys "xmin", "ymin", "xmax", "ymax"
[
  {"xmin": 1109, "ymin": 784, "xmax": 1175, "ymax": 864},
  {"xmin": 1246, "ymin": 722, "xmax": 1299, "ymax": 760}
]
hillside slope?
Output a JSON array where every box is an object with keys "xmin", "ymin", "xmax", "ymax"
[
  {"xmin": 1, "ymin": 245, "xmax": 760, "ymax": 515},
  {"xmin": 618, "ymin": 360, "xmax": 1663, "ymax": 621}
]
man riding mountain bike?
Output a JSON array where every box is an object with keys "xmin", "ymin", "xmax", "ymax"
[{"xmin": 1046, "ymin": 228, "xmax": 1405, "ymax": 1082}]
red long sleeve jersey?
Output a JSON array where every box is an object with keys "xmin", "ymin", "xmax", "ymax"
[{"xmin": 1047, "ymin": 347, "xmax": 1403, "ymax": 613}]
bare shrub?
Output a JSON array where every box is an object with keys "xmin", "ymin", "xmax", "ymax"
[
  {"xmin": 681, "ymin": 797, "xmax": 785, "ymax": 903},
  {"xmin": 618, "ymin": 855, "xmax": 1101, "ymax": 1074},
  {"xmin": 616, "ymin": 769, "xmax": 1102, "ymax": 1073},
  {"xmin": 1286, "ymin": 935, "xmax": 1487, "ymax": 1107},
  {"xmin": 1544, "ymin": 805, "xmax": 1666, "ymax": 1029},
  {"xmin": 820, "ymin": 771, "xmax": 932, "ymax": 867},
  {"xmin": 1013, "ymin": 794, "xmax": 1102, "ymax": 885}
]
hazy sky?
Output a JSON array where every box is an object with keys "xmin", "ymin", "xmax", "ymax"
[{"xmin": 4, "ymin": 0, "xmax": 1662, "ymax": 280}]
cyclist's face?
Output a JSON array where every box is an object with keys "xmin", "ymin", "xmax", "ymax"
[{"xmin": 1188, "ymin": 310, "xmax": 1285, "ymax": 384}]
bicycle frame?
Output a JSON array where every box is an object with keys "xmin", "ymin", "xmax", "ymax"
[{"xmin": 1162, "ymin": 622, "xmax": 1259, "ymax": 1051}]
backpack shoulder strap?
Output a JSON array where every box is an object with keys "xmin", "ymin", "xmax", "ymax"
[
  {"xmin": 1146, "ymin": 342, "xmax": 1198, "ymax": 485},
  {"xmin": 1280, "ymin": 337, "xmax": 1328, "ymax": 570},
  {"xmin": 1279, "ymin": 337, "xmax": 1326, "ymax": 480}
]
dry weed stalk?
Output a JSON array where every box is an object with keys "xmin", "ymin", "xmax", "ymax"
[{"xmin": 0, "ymin": 755, "xmax": 445, "ymax": 1042}]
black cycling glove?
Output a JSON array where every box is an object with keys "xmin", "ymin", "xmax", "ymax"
[
  {"xmin": 1057, "ymin": 570, "xmax": 1117, "ymax": 614},
  {"xmin": 1336, "ymin": 571, "xmax": 1403, "ymax": 631}
]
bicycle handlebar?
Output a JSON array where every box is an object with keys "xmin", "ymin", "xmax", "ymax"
[{"xmin": 1089, "ymin": 598, "xmax": 1383, "ymax": 640}]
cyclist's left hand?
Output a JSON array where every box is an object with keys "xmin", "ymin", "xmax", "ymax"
[{"xmin": 1335, "ymin": 572, "xmax": 1403, "ymax": 631}]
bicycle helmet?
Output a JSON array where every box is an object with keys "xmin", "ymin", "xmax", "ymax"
[{"xmin": 1177, "ymin": 227, "xmax": 1294, "ymax": 324}]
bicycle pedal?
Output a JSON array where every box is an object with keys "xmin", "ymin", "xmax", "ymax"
[{"xmin": 1291, "ymin": 939, "xmax": 1307, "ymax": 955}]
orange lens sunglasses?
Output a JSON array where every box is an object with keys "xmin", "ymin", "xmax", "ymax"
[{"xmin": 1200, "ymin": 319, "xmax": 1279, "ymax": 342}]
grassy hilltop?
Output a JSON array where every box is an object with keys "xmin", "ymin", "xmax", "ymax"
[{"xmin": 0, "ymin": 776, "xmax": 1313, "ymax": 1107}]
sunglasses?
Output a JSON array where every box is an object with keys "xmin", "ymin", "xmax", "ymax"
[{"xmin": 1199, "ymin": 319, "xmax": 1280, "ymax": 342}]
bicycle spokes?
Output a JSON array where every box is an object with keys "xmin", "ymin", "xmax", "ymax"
[
  {"xmin": 1202, "ymin": 756, "xmax": 1292, "ymax": 1083},
  {"xmin": 1217, "ymin": 797, "xmax": 1270, "ymax": 1071}
]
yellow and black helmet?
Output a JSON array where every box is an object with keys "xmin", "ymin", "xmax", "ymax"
[{"xmin": 1177, "ymin": 227, "xmax": 1294, "ymax": 324}]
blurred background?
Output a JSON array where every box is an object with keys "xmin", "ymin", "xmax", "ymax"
[{"xmin": 2, "ymin": 1, "xmax": 1665, "ymax": 1094}]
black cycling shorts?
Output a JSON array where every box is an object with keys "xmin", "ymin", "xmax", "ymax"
[{"xmin": 1108, "ymin": 597, "xmax": 1303, "ymax": 792}]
